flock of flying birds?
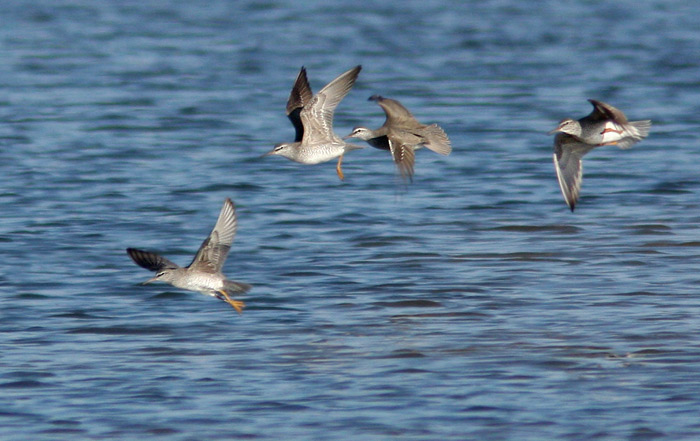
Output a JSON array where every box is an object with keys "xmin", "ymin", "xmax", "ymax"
[{"xmin": 127, "ymin": 65, "xmax": 652, "ymax": 313}]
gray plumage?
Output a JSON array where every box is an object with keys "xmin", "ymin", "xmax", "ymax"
[
  {"xmin": 549, "ymin": 99, "xmax": 651, "ymax": 148},
  {"xmin": 265, "ymin": 65, "xmax": 364, "ymax": 180},
  {"xmin": 126, "ymin": 198, "xmax": 250, "ymax": 313},
  {"xmin": 344, "ymin": 95, "xmax": 451, "ymax": 182},
  {"xmin": 552, "ymin": 133, "xmax": 597, "ymax": 212},
  {"xmin": 549, "ymin": 100, "xmax": 651, "ymax": 211}
]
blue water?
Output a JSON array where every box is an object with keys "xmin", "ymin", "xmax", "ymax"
[{"xmin": 2, "ymin": 0, "xmax": 700, "ymax": 439}]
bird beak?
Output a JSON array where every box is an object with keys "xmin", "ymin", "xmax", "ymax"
[
  {"xmin": 261, "ymin": 149, "xmax": 276, "ymax": 158},
  {"xmin": 142, "ymin": 276, "xmax": 158, "ymax": 285},
  {"xmin": 342, "ymin": 134, "xmax": 353, "ymax": 140},
  {"xmin": 547, "ymin": 126, "xmax": 562, "ymax": 135}
]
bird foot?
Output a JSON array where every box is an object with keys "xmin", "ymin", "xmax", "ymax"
[
  {"xmin": 218, "ymin": 290, "xmax": 245, "ymax": 314},
  {"xmin": 228, "ymin": 299, "xmax": 245, "ymax": 314}
]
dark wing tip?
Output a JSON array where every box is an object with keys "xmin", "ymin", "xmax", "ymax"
[
  {"xmin": 127, "ymin": 248, "xmax": 150, "ymax": 268},
  {"xmin": 587, "ymin": 98, "xmax": 604, "ymax": 113},
  {"xmin": 126, "ymin": 248, "xmax": 166, "ymax": 272},
  {"xmin": 368, "ymin": 94, "xmax": 384, "ymax": 102},
  {"xmin": 587, "ymin": 98, "xmax": 604, "ymax": 111}
]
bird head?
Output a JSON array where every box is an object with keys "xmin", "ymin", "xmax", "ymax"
[
  {"xmin": 143, "ymin": 269, "xmax": 177, "ymax": 285},
  {"xmin": 262, "ymin": 142, "xmax": 296, "ymax": 159},
  {"xmin": 343, "ymin": 126, "xmax": 373, "ymax": 141},
  {"xmin": 548, "ymin": 119, "xmax": 581, "ymax": 136}
]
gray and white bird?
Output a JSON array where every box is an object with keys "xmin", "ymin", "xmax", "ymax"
[
  {"xmin": 344, "ymin": 95, "xmax": 451, "ymax": 182},
  {"xmin": 127, "ymin": 198, "xmax": 250, "ymax": 313},
  {"xmin": 264, "ymin": 65, "xmax": 364, "ymax": 180},
  {"xmin": 548, "ymin": 99, "xmax": 651, "ymax": 148},
  {"xmin": 549, "ymin": 100, "xmax": 651, "ymax": 211}
]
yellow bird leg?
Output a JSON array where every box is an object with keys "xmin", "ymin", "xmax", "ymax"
[
  {"xmin": 336, "ymin": 154, "xmax": 345, "ymax": 180},
  {"xmin": 218, "ymin": 290, "xmax": 245, "ymax": 314}
]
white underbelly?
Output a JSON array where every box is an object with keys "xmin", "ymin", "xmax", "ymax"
[
  {"xmin": 600, "ymin": 122, "xmax": 626, "ymax": 144},
  {"xmin": 173, "ymin": 274, "xmax": 223, "ymax": 295},
  {"xmin": 296, "ymin": 145, "xmax": 343, "ymax": 164}
]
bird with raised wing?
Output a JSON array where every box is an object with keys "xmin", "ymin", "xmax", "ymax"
[
  {"xmin": 548, "ymin": 99, "xmax": 651, "ymax": 149},
  {"xmin": 264, "ymin": 65, "xmax": 364, "ymax": 180},
  {"xmin": 344, "ymin": 95, "xmax": 451, "ymax": 182},
  {"xmin": 126, "ymin": 198, "xmax": 250, "ymax": 313},
  {"xmin": 549, "ymin": 100, "xmax": 651, "ymax": 211}
]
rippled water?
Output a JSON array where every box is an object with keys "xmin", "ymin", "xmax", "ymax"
[{"xmin": 2, "ymin": 0, "xmax": 700, "ymax": 439}]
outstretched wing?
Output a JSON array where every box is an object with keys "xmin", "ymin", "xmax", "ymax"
[
  {"xmin": 587, "ymin": 99, "xmax": 629, "ymax": 124},
  {"xmin": 286, "ymin": 66, "xmax": 313, "ymax": 142},
  {"xmin": 127, "ymin": 248, "xmax": 179, "ymax": 272},
  {"xmin": 388, "ymin": 137, "xmax": 416, "ymax": 182},
  {"xmin": 189, "ymin": 198, "xmax": 238, "ymax": 273},
  {"xmin": 301, "ymin": 65, "xmax": 361, "ymax": 142},
  {"xmin": 370, "ymin": 95, "xmax": 419, "ymax": 128},
  {"xmin": 553, "ymin": 133, "xmax": 595, "ymax": 212}
]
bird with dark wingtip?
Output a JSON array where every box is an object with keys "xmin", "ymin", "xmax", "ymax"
[
  {"xmin": 126, "ymin": 198, "xmax": 250, "ymax": 313},
  {"xmin": 548, "ymin": 99, "xmax": 651, "ymax": 211},
  {"xmin": 344, "ymin": 95, "xmax": 451, "ymax": 182},
  {"xmin": 264, "ymin": 65, "xmax": 364, "ymax": 180}
]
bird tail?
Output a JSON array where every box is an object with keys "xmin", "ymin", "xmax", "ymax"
[
  {"xmin": 224, "ymin": 280, "xmax": 252, "ymax": 294},
  {"xmin": 615, "ymin": 120, "xmax": 651, "ymax": 149},
  {"xmin": 422, "ymin": 124, "xmax": 452, "ymax": 155},
  {"xmin": 629, "ymin": 120, "xmax": 652, "ymax": 140}
]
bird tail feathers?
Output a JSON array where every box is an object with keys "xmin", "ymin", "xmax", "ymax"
[
  {"xmin": 617, "ymin": 120, "xmax": 651, "ymax": 149},
  {"xmin": 422, "ymin": 124, "xmax": 452, "ymax": 155},
  {"xmin": 225, "ymin": 280, "xmax": 252, "ymax": 294},
  {"xmin": 624, "ymin": 120, "xmax": 652, "ymax": 144}
]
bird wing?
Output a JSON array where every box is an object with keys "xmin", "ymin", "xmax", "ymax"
[
  {"xmin": 553, "ymin": 134, "xmax": 595, "ymax": 212},
  {"xmin": 368, "ymin": 134, "xmax": 391, "ymax": 150},
  {"xmin": 286, "ymin": 66, "xmax": 313, "ymax": 142},
  {"xmin": 189, "ymin": 198, "xmax": 238, "ymax": 273},
  {"xmin": 370, "ymin": 95, "xmax": 420, "ymax": 128},
  {"xmin": 127, "ymin": 248, "xmax": 179, "ymax": 272},
  {"xmin": 587, "ymin": 99, "xmax": 629, "ymax": 124},
  {"xmin": 301, "ymin": 65, "xmax": 361, "ymax": 143},
  {"xmin": 388, "ymin": 137, "xmax": 416, "ymax": 182}
]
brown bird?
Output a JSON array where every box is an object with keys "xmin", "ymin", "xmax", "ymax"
[{"xmin": 345, "ymin": 95, "xmax": 451, "ymax": 182}]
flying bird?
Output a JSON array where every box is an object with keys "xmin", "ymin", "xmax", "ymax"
[{"xmin": 127, "ymin": 198, "xmax": 250, "ymax": 313}]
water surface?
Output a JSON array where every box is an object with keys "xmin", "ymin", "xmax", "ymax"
[{"xmin": 2, "ymin": 1, "xmax": 700, "ymax": 440}]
